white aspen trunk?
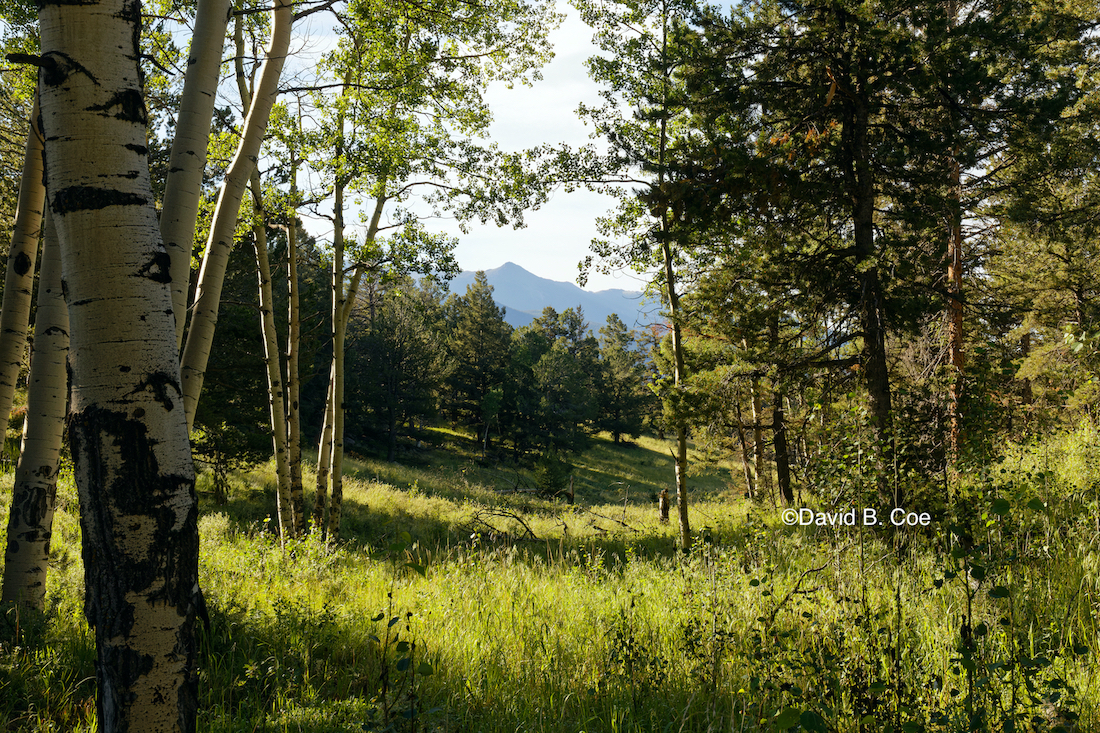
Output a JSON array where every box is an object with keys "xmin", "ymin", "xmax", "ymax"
[
  {"xmin": 250, "ymin": 175, "xmax": 296, "ymax": 539},
  {"xmin": 233, "ymin": 26, "xmax": 295, "ymax": 539},
  {"xmin": 286, "ymin": 167, "xmax": 305, "ymax": 531},
  {"xmin": 2, "ymin": 209, "xmax": 67, "ymax": 610},
  {"xmin": 313, "ymin": 368, "xmax": 334, "ymax": 533},
  {"xmin": 38, "ymin": 0, "xmax": 200, "ymax": 729},
  {"xmin": 0, "ymin": 96, "xmax": 45, "ymax": 425},
  {"xmin": 327, "ymin": 181, "xmax": 347, "ymax": 540},
  {"xmin": 180, "ymin": 0, "xmax": 292, "ymax": 432},
  {"xmin": 160, "ymin": 0, "xmax": 231, "ymax": 348},
  {"xmin": 323, "ymin": 189, "xmax": 381, "ymax": 540}
]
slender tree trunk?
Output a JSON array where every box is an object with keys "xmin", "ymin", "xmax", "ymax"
[
  {"xmin": 768, "ymin": 316, "xmax": 793, "ymax": 504},
  {"xmin": 387, "ymin": 404, "xmax": 398, "ymax": 462},
  {"xmin": 946, "ymin": 156, "xmax": 965, "ymax": 467},
  {"xmin": 313, "ymin": 371, "xmax": 334, "ymax": 534},
  {"xmin": 286, "ymin": 148, "xmax": 305, "ymax": 531},
  {"xmin": 0, "ymin": 96, "xmax": 45, "ymax": 426},
  {"xmin": 180, "ymin": 0, "xmax": 292, "ymax": 432},
  {"xmin": 735, "ymin": 400, "xmax": 755, "ymax": 499},
  {"xmin": 250, "ymin": 176, "xmax": 296, "ymax": 539},
  {"xmin": 663, "ymin": 237, "xmax": 690, "ymax": 551},
  {"xmin": 655, "ymin": 0, "xmax": 690, "ymax": 551},
  {"xmin": 38, "ymin": 1, "xmax": 200, "ymax": 728},
  {"xmin": 318, "ymin": 158, "xmax": 383, "ymax": 539},
  {"xmin": 234, "ymin": 30, "xmax": 295, "ymax": 539},
  {"xmin": 327, "ymin": 180, "xmax": 347, "ymax": 540},
  {"xmin": 1019, "ymin": 330, "xmax": 1033, "ymax": 411},
  {"xmin": 161, "ymin": 0, "xmax": 232, "ymax": 348},
  {"xmin": 773, "ymin": 386, "xmax": 793, "ymax": 505},
  {"xmin": 2, "ymin": 210, "xmax": 67, "ymax": 610},
  {"xmin": 750, "ymin": 378, "xmax": 772, "ymax": 502},
  {"xmin": 847, "ymin": 97, "xmax": 895, "ymax": 506}
]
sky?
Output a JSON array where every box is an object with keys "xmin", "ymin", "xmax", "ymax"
[
  {"xmin": 422, "ymin": 6, "xmax": 651, "ymax": 294},
  {"xmin": 283, "ymin": 2, "xmax": 649, "ymax": 294}
]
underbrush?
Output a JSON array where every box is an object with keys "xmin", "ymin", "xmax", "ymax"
[{"xmin": 1, "ymin": 432, "xmax": 1098, "ymax": 732}]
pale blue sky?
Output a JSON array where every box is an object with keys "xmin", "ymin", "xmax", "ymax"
[{"xmin": 438, "ymin": 5, "xmax": 649, "ymax": 294}]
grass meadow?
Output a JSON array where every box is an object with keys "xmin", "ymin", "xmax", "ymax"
[{"xmin": 2, "ymin": 428, "xmax": 1099, "ymax": 732}]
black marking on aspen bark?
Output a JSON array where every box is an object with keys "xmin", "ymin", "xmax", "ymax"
[
  {"xmin": 88, "ymin": 90, "xmax": 147, "ymax": 125},
  {"xmin": 51, "ymin": 186, "xmax": 147, "ymax": 215},
  {"xmin": 120, "ymin": 365, "xmax": 132, "ymax": 372},
  {"xmin": 125, "ymin": 143, "xmax": 148, "ymax": 156},
  {"xmin": 125, "ymin": 371, "xmax": 181, "ymax": 412},
  {"xmin": 12, "ymin": 251, "xmax": 32, "ymax": 276},
  {"xmin": 41, "ymin": 325, "xmax": 67, "ymax": 337},
  {"xmin": 68, "ymin": 405, "xmax": 198, "ymax": 633},
  {"xmin": 4, "ymin": 52, "xmax": 54, "ymax": 73},
  {"xmin": 38, "ymin": 52, "xmax": 96, "ymax": 88},
  {"xmin": 137, "ymin": 251, "xmax": 171, "ymax": 284}
]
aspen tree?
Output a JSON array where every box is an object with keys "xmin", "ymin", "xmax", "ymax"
[
  {"xmin": 180, "ymin": 0, "xmax": 292, "ymax": 432},
  {"xmin": 37, "ymin": 0, "xmax": 201, "ymax": 727},
  {"xmin": 234, "ymin": 12, "xmax": 296, "ymax": 538},
  {"xmin": 0, "ymin": 96, "xmax": 44, "ymax": 425},
  {"xmin": 160, "ymin": 0, "xmax": 232, "ymax": 348},
  {"xmin": 2, "ymin": 210, "xmax": 67, "ymax": 610}
]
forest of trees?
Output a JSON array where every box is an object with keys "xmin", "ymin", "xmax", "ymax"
[{"xmin": 2, "ymin": 0, "xmax": 1100, "ymax": 729}]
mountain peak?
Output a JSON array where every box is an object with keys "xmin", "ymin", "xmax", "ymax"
[{"xmin": 451, "ymin": 264, "xmax": 654, "ymax": 330}]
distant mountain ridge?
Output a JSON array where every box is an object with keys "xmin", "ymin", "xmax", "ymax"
[{"xmin": 448, "ymin": 262, "xmax": 657, "ymax": 331}]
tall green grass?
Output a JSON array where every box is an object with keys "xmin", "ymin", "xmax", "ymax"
[{"xmin": 2, "ymin": 431, "xmax": 1098, "ymax": 732}]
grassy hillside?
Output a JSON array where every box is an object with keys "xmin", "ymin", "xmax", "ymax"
[{"xmin": 2, "ymin": 430, "xmax": 1099, "ymax": 732}]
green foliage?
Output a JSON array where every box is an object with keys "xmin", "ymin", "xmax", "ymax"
[
  {"xmin": 6, "ymin": 430, "xmax": 1100, "ymax": 731},
  {"xmin": 597, "ymin": 314, "xmax": 651, "ymax": 444},
  {"xmin": 443, "ymin": 272, "xmax": 513, "ymax": 442}
]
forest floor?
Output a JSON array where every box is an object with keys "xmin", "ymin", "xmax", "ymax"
[{"xmin": 2, "ymin": 429, "xmax": 1099, "ymax": 732}]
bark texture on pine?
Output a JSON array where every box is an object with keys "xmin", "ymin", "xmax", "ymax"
[
  {"xmin": 846, "ymin": 94, "xmax": 896, "ymax": 506},
  {"xmin": 37, "ymin": 0, "xmax": 201, "ymax": 730},
  {"xmin": 2, "ymin": 211, "xmax": 67, "ymax": 610},
  {"xmin": 0, "ymin": 96, "xmax": 45, "ymax": 426},
  {"xmin": 180, "ymin": 0, "xmax": 292, "ymax": 431},
  {"xmin": 773, "ymin": 388, "xmax": 793, "ymax": 505},
  {"xmin": 661, "ymin": 238, "xmax": 691, "ymax": 552},
  {"xmin": 161, "ymin": 0, "xmax": 232, "ymax": 348},
  {"xmin": 947, "ymin": 159, "xmax": 965, "ymax": 466}
]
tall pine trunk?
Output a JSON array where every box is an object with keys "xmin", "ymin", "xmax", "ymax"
[
  {"xmin": 846, "ymin": 94, "xmax": 895, "ymax": 506},
  {"xmin": 2, "ymin": 210, "xmax": 67, "ymax": 610},
  {"xmin": 750, "ymin": 378, "xmax": 772, "ymax": 503},
  {"xmin": 946, "ymin": 156, "xmax": 965, "ymax": 468},
  {"xmin": 38, "ymin": 0, "xmax": 201, "ymax": 728}
]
